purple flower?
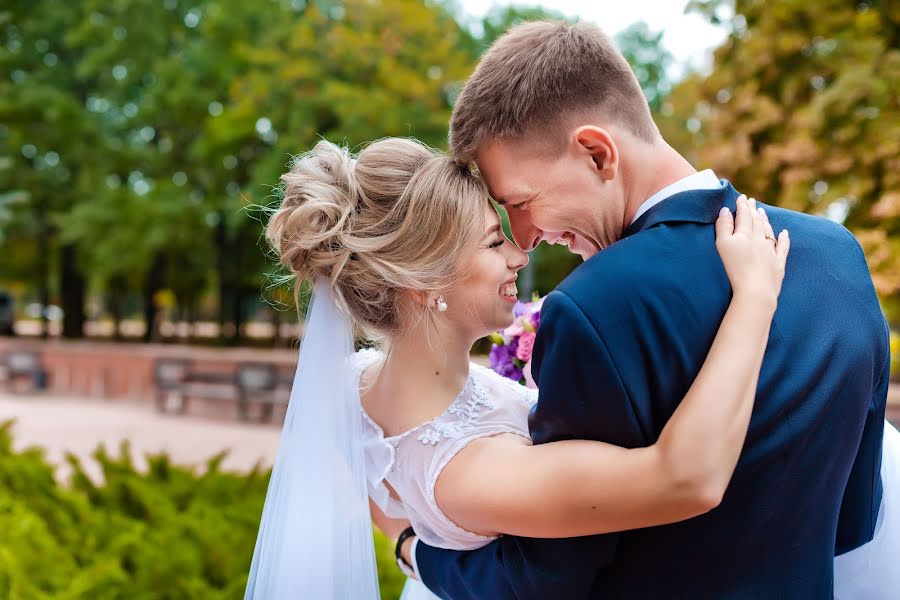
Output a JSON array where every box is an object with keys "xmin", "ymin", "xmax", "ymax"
[
  {"xmin": 513, "ymin": 301, "xmax": 529, "ymax": 318},
  {"xmin": 489, "ymin": 342, "xmax": 523, "ymax": 382},
  {"xmin": 505, "ymin": 364, "xmax": 524, "ymax": 382},
  {"xmin": 489, "ymin": 342, "xmax": 512, "ymax": 370}
]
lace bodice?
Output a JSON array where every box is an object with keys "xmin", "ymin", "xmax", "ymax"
[{"xmin": 354, "ymin": 348, "xmax": 537, "ymax": 550}]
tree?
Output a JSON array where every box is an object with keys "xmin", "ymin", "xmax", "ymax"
[
  {"xmin": 662, "ymin": 0, "xmax": 900, "ymax": 315},
  {"xmin": 616, "ymin": 22, "xmax": 673, "ymax": 113},
  {"xmin": 0, "ymin": 1, "xmax": 103, "ymax": 338},
  {"xmin": 472, "ymin": 4, "xmax": 569, "ymax": 52}
]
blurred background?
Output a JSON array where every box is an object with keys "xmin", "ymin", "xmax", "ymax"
[{"xmin": 0, "ymin": 0, "xmax": 897, "ymax": 597}]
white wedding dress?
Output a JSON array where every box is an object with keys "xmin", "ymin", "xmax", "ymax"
[
  {"xmin": 354, "ymin": 349, "xmax": 900, "ymax": 599},
  {"xmin": 354, "ymin": 349, "xmax": 536, "ymax": 600}
]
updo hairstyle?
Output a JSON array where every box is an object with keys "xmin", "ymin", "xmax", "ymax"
[{"xmin": 266, "ymin": 137, "xmax": 490, "ymax": 340}]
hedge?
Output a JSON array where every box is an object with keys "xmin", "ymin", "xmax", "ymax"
[{"xmin": 0, "ymin": 420, "xmax": 406, "ymax": 599}]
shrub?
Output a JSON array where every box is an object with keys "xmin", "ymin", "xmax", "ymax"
[{"xmin": 0, "ymin": 420, "xmax": 406, "ymax": 599}]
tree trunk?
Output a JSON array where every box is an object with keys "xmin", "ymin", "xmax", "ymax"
[
  {"xmin": 214, "ymin": 216, "xmax": 232, "ymax": 344},
  {"xmin": 231, "ymin": 289, "xmax": 244, "ymax": 345},
  {"xmin": 59, "ymin": 243, "xmax": 86, "ymax": 339},
  {"xmin": 142, "ymin": 254, "xmax": 165, "ymax": 343},
  {"xmin": 108, "ymin": 275, "xmax": 127, "ymax": 341},
  {"xmin": 36, "ymin": 211, "xmax": 51, "ymax": 339}
]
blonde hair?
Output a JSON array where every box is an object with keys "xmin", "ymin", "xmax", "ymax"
[
  {"xmin": 267, "ymin": 138, "xmax": 488, "ymax": 341},
  {"xmin": 450, "ymin": 20, "xmax": 658, "ymax": 163}
]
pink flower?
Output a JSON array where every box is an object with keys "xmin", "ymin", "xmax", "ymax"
[{"xmin": 515, "ymin": 332, "xmax": 536, "ymax": 362}]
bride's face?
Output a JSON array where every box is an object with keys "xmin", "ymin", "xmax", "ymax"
[{"xmin": 445, "ymin": 203, "xmax": 528, "ymax": 338}]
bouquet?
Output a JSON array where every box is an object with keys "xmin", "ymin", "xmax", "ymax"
[{"xmin": 488, "ymin": 295, "xmax": 544, "ymax": 388}]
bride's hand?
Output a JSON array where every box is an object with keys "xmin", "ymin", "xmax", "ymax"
[{"xmin": 715, "ymin": 194, "xmax": 790, "ymax": 309}]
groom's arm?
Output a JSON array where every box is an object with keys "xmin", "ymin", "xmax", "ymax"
[
  {"xmin": 835, "ymin": 315, "xmax": 890, "ymax": 555},
  {"xmin": 415, "ymin": 290, "xmax": 651, "ymax": 599}
]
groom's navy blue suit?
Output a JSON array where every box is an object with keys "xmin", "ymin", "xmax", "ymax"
[{"xmin": 416, "ymin": 182, "xmax": 890, "ymax": 599}]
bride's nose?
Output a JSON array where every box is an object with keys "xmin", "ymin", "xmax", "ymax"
[{"xmin": 507, "ymin": 242, "xmax": 529, "ymax": 272}]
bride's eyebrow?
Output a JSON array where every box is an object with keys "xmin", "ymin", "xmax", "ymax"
[{"xmin": 484, "ymin": 223, "xmax": 501, "ymax": 237}]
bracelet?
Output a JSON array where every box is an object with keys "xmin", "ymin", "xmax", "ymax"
[{"xmin": 395, "ymin": 526, "xmax": 417, "ymax": 577}]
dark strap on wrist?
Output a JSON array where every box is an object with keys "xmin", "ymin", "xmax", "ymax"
[{"xmin": 395, "ymin": 526, "xmax": 417, "ymax": 571}]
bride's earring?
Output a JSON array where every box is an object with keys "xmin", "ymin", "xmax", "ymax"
[{"xmin": 434, "ymin": 296, "xmax": 448, "ymax": 312}]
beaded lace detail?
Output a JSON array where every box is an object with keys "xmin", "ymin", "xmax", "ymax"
[
  {"xmin": 417, "ymin": 380, "xmax": 496, "ymax": 445},
  {"xmin": 354, "ymin": 348, "xmax": 537, "ymax": 550}
]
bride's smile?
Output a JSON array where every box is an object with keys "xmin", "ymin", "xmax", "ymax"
[{"xmin": 442, "ymin": 205, "xmax": 528, "ymax": 338}]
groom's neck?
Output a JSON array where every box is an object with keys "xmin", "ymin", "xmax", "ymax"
[{"xmin": 621, "ymin": 139, "xmax": 698, "ymax": 225}]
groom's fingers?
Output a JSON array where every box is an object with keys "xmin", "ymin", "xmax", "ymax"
[{"xmin": 716, "ymin": 206, "xmax": 734, "ymax": 238}]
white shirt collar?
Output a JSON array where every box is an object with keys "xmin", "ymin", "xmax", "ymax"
[{"xmin": 630, "ymin": 169, "xmax": 720, "ymax": 225}]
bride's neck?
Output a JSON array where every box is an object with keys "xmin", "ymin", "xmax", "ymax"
[
  {"xmin": 369, "ymin": 322, "xmax": 475, "ymax": 435},
  {"xmin": 386, "ymin": 329, "xmax": 472, "ymax": 383}
]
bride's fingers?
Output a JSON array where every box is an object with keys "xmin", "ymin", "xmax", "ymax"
[
  {"xmin": 716, "ymin": 206, "xmax": 734, "ymax": 238},
  {"xmin": 734, "ymin": 195, "xmax": 752, "ymax": 237},
  {"xmin": 776, "ymin": 229, "xmax": 791, "ymax": 266},
  {"xmin": 750, "ymin": 199, "xmax": 765, "ymax": 239},
  {"xmin": 760, "ymin": 209, "xmax": 776, "ymax": 247}
]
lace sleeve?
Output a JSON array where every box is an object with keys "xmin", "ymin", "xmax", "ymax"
[
  {"xmin": 420, "ymin": 369, "xmax": 534, "ymax": 544},
  {"xmin": 423, "ymin": 425, "xmax": 530, "ymax": 546},
  {"xmin": 471, "ymin": 361, "xmax": 538, "ymax": 406}
]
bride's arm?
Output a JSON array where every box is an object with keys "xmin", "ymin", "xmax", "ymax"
[
  {"xmin": 436, "ymin": 196, "xmax": 791, "ymax": 539},
  {"xmin": 369, "ymin": 499, "xmax": 410, "ymax": 540}
]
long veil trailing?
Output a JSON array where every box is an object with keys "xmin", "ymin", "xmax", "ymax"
[{"xmin": 245, "ymin": 279, "xmax": 380, "ymax": 598}]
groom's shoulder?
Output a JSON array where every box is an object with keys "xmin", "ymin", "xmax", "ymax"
[
  {"xmin": 765, "ymin": 203, "xmax": 868, "ymax": 257},
  {"xmin": 556, "ymin": 233, "xmax": 672, "ymax": 300},
  {"xmin": 550, "ymin": 240, "xmax": 663, "ymax": 323}
]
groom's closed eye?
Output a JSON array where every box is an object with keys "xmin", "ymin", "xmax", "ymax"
[{"xmin": 506, "ymin": 193, "xmax": 539, "ymax": 212}]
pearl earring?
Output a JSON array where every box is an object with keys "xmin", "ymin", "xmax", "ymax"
[{"xmin": 435, "ymin": 296, "xmax": 448, "ymax": 312}]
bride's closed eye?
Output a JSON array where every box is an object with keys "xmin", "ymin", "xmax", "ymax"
[{"xmin": 488, "ymin": 239, "xmax": 505, "ymax": 249}]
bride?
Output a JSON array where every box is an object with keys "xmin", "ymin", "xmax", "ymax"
[{"xmin": 245, "ymin": 137, "xmax": 898, "ymax": 599}]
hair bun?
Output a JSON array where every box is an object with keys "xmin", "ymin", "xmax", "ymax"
[
  {"xmin": 268, "ymin": 137, "xmax": 488, "ymax": 342},
  {"xmin": 267, "ymin": 140, "xmax": 361, "ymax": 285}
]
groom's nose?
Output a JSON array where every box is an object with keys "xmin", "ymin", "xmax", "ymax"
[{"xmin": 509, "ymin": 216, "xmax": 541, "ymax": 252}]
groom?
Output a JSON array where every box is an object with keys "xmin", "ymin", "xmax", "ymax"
[{"xmin": 407, "ymin": 21, "xmax": 890, "ymax": 598}]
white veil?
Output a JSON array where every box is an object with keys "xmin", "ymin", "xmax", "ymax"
[{"xmin": 245, "ymin": 279, "xmax": 380, "ymax": 598}]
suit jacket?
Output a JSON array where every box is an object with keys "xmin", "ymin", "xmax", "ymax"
[{"xmin": 415, "ymin": 182, "xmax": 889, "ymax": 599}]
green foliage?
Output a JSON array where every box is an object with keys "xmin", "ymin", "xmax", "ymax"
[
  {"xmin": 472, "ymin": 4, "xmax": 570, "ymax": 52},
  {"xmin": 0, "ymin": 0, "xmax": 693, "ymax": 335},
  {"xmin": 616, "ymin": 22, "xmax": 673, "ymax": 113},
  {"xmin": 0, "ymin": 421, "xmax": 406, "ymax": 599},
  {"xmin": 662, "ymin": 0, "xmax": 900, "ymax": 314}
]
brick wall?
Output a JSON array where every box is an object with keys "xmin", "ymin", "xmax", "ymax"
[{"xmin": 0, "ymin": 337, "xmax": 298, "ymax": 401}]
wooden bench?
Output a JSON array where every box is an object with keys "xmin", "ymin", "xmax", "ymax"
[
  {"xmin": 0, "ymin": 350, "xmax": 49, "ymax": 393},
  {"xmin": 153, "ymin": 358, "xmax": 291, "ymax": 422}
]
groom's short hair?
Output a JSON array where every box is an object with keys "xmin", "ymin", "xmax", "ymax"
[{"xmin": 450, "ymin": 20, "xmax": 658, "ymax": 164}]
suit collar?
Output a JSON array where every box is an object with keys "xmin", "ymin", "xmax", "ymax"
[{"xmin": 623, "ymin": 180, "xmax": 741, "ymax": 239}]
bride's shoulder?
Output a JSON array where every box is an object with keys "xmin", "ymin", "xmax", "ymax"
[{"xmin": 469, "ymin": 360, "xmax": 538, "ymax": 406}]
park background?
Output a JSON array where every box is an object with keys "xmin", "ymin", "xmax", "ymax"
[{"xmin": 0, "ymin": 0, "xmax": 898, "ymax": 597}]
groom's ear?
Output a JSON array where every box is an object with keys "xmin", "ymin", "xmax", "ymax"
[{"xmin": 572, "ymin": 126, "xmax": 618, "ymax": 181}]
